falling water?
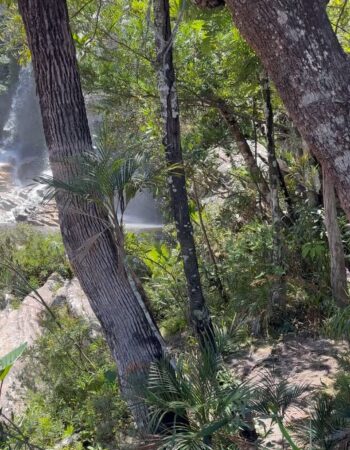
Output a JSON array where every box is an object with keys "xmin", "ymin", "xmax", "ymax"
[
  {"xmin": 0, "ymin": 66, "xmax": 162, "ymax": 229},
  {"xmin": 0, "ymin": 66, "xmax": 47, "ymax": 185}
]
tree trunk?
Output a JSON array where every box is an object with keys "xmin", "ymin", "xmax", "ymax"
[
  {"xmin": 217, "ymin": 98, "xmax": 295, "ymax": 222},
  {"xmin": 323, "ymin": 167, "xmax": 349, "ymax": 308},
  {"xmin": 262, "ymin": 74, "xmax": 286, "ymax": 312},
  {"xmin": 192, "ymin": 180, "xmax": 228, "ymax": 303},
  {"xmin": 224, "ymin": 0, "xmax": 350, "ymax": 220},
  {"xmin": 216, "ymin": 99, "xmax": 270, "ymax": 206},
  {"xmin": 18, "ymin": 0, "xmax": 165, "ymax": 431},
  {"xmin": 153, "ymin": 0, "xmax": 215, "ymax": 349}
]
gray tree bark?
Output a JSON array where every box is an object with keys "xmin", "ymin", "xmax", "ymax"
[
  {"xmin": 323, "ymin": 167, "xmax": 349, "ymax": 308},
  {"xmin": 225, "ymin": 0, "xmax": 350, "ymax": 221},
  {"xmin": 262, "ymin": 73, "xmax": 286, "ymax": 312},
  {"xmin": 18, "ymin": 0, "xmax": 165, "ymax": 431},
  {"xmin": 215, "ymin": 97, "xmax": 294, "ymax": 221},
  {"xmin": 153, "ymin": 0, "xmax": 215, "ymax": 349},
  {"xmin": 216, "ymin": 99, "xmax": 270, "ymax": 206}
]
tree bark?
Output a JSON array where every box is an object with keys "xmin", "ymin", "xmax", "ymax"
[
  {"xmin": 323, "ymin": 167, "xmax": 349, "ymax": 308},
  {"xmin": 153, "ymin": 0, "xmax": 215, "ymax": 349},
  {"xmin": 192, "ymin": 180, "xmax": 228, "ymax": 303},
  {"xmin": 216, "ymin": 98, "xmax": 295, "ymax": 221},
  {"xmin": 18, "ymin": 0, "xmax": 165, "ymax": 431},
  {"xmin": 216, "ymin": 99, "xmax": 270, "ymax": 206},
  {"xmin": 262, "ymin": 73, "xmax": 286, "ymax": 312},
  {"xmin": 225, "ymin": 0, "xmax": 350, "ymax": 221}
]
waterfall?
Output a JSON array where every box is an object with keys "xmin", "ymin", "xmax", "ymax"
[
  {"xmin": 0, "ymin": 66, "xmax": 47, "ymax": 186},
  {"xmin": 0, "ymin": 66, "xmax": 162, "ymax": 229}
]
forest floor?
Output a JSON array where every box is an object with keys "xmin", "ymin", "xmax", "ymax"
[{"xmin": 228, "ymin": 335, "xmax": 348, "ymax": 448}]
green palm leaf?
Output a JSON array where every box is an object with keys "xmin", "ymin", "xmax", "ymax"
[{"xmin": 0, "ymin": 343, "xmax": 27, "ymax": 382}]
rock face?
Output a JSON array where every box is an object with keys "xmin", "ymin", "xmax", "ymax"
[
  {"xmin": 0, "ymin": 180, "xmax": 60, "ymax": 228},
  {"xmin": 53, "ymin": 277, "xmax": 99, "ymax": 329},
  {"xmin": 0, "ymin": 274, "xmax": 96, "ymax": 415}
]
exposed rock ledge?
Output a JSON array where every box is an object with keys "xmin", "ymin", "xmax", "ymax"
[{"xmin": 0, "ymin": 274, "xmax": 97, "ymax": 416}]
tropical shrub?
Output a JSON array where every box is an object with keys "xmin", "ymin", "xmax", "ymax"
[
  {"xmin": 17, "ymin": 309, "xmax": 129, "ymax": 449},
  {"xmin": 0, "ymin": 224, "xmax": 71, "ymax": 301}
]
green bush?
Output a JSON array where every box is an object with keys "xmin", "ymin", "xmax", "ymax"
[
  {"xmin": 0, "ymin": 224, "xmax": 71, "ymax": 300},
  {"xmin": 126, "ymin": 230, "xmax": 188, "ymax": 334},
  {"xmin": 17, "ymin": 308, "xmax": 129, "ymax": 449}
]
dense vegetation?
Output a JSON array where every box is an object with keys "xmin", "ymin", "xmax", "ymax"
[{"xmin": 1, "ymin": 0, "xmax": 350, "ymax": 448}]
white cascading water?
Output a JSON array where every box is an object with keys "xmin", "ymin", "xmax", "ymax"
[
  {"xmin": 0, "ymin": 66, "xmax": 50, "ymax": 223},
  {"xmin": 0, "ymin": 66, "xmax": 162, "ymax": 229}
]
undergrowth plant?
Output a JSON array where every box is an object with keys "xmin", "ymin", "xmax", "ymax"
[
  {"xmin": 0, "ymin": 343, "xmax": 35, "ymax": 449},
  {"xmin": 144, "ymin": 348, "xmax": 253, "ymax": 449},
  {"xmin": 16, "ymin": 308, "xmax": 129, "ymax": 450},
  {"xmin": 0, "ymin": 225, "xmax": 71, "ymax": 303}
]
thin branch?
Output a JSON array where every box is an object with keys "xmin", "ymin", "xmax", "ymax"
[
  {"xmin": 70, "ymin": 0, "xmax": 94, "ymax": 19},
  {"xmin": 85, "ymin": 0, "xmax": 103, "ymax": 45},
  {"xmin": 99, "ymin": 28, "xmax": 154, "ymax": 63},
  {"xmin": 335, "ymin": 0, "xmax": 349, "ymax": 34}
]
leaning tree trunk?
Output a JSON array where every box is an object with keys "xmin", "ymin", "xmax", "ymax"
[
  {"xmin": 224, "ymin": 0, "xmax": 350, "ymax": 221},
  {"xmin": 153, "ymin": 0, "xmax": 215, "ymax": 349},
  {"xmin": 323, "ymin": 167, "xmax": 349, "ymax": 308},
  {"xmin": 18, "ymin": 0, "xmax": 165, "ymax": 431},
  {"xmin": 216, "ymin": 98, "xmax": 270, "ymax": 207},
  {"xmin": 262, "ymin": 74, "xmax": 286, "ymax": 314}
]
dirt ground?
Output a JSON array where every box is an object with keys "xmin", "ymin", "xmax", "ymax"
[{"xmin": 228, "ymin": 336, "xmax": 349, "ymax": 448}]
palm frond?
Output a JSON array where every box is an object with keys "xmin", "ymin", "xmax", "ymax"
[
  {"xmin": 326, "ymin": 306, "xmax": 350, "ymax": 342},
  {"xmin": 293, "ymin": 393, "xmax": 346, "ymax": 449},
  {"xmin": 252, "ymin": 370, "xmax": 309, "ymax": 419},
  {"xmin": 36, "ymin": 149, "xmax": 154, "ymax": 228},
  {"xmin": 143, "ymin": 348, "xmax": 252, "ymax": 448}
]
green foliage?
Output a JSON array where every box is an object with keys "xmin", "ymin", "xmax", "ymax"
[
  {"xmin": 252, "ymin": 371, "xmax": 308, "ymax": 449},
  {"xmin": 126, "ymin": 230, "xmax": 188, "ymax": 334},
  {"xmin": 144, "ymin": 348, "xmax": 252, "ymax": 449},
  {"xmin": 0, "ymin": 225, "xmax": 71, "ymax": 301},
  {"xmin": 17, "ymin": 308, "xmax": 129, "ymax": 449},
  {"xmin": 0, "ymin": 343, "xmax": 32, "ymax": 449},
  {"xmin": 326, "ymin": 306, "xmax": 350, "ymax": 342},
  {"xmin": 38, "ymin": 146, "xmax": 153, "ymax": 228},
  {"xmin": 0, "ymin": 342, "xmax": 27, "ymax": 383},
  {"xmin": 2, "ymin": 0, "xmax": 350, "ymax": 446},
  {"xmin": 295, "ymin": 373, "xmax": 350, "ymax": 449}
]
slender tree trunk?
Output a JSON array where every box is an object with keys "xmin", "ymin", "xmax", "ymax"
[
  {"xmin": 18, "ymin": 0, "xmax": 165, "ymax": 431},
  {"xmin": 192, "ymin": 180, "xmax": 228, "ymax": 303},
  {"xmin": 301, "ymin": 141, "xmax": 323, "ymax": 208},
  {"xmin": 216, "ymin": 99, "xmax": 270, "ymax": 206},
  {"xmin": 224, "ymin": 0, "xmax": 350, "ymax": 221},
  {"xmin": 262, "ymin": 74, "xmax": 286, "ymax": 312},
  {"xmin": 153, "ymin": 0, "xmax": 215, "ymax": 349},
  {"xmin": 217, "ymin": 98, "xmax": 295, "ymax": 222},
  {"xmin": 323, "ymin": 167, "xmax": 349, "ymax": 308}
]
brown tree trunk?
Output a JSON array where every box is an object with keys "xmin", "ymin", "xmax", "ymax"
[
  {"xmin": 153, "ymin": 0, "xmax": 215, "ymax": 349},
  {"xmin": 225, "ymin": 0, "xmax": 350, "ymax": 221},
  {"xmin": 323, "ymin": 167, "xmax": 349, "ymax": 308},
  {"xmin": 18, "ymin": 0, "xmax": 165, "ymax": 431}
]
